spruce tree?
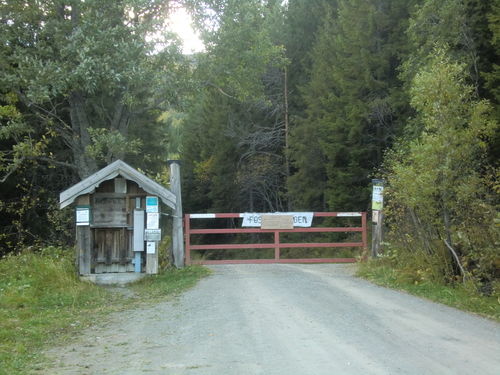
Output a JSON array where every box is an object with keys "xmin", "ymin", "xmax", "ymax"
[{"xmin": 289, "ymin": 0, "xmax": 412, "ymax": 211}]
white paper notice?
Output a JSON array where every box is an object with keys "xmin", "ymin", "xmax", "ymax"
[
  {"xmin": 76, "ymin": 207, "xmax": 90, "ymax": 226},
  {"xmin": 241, "ymin": 212, "xmax": 314, "ymax": 227},
  {"xmin": 146, "ymin": 212, "xmax": 160, "ymax": 229},
  {"xmin": 146, "ymin": 241, "xmax": 156, "ymax": 254}
]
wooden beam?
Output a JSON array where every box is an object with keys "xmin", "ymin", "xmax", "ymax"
[
  {"xmin": 75, "ymin": 195, "xmax": 91, "ymax": 274},
  {"xmin": 169, "ymin": 160, "xmax": 184, "ymax": 268}
]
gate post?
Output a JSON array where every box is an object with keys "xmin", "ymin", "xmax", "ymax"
[
  {"xmin": 362, "ymin": 212, "xmax": 368, "ymax": 253},
  {"xmin": 185, "ymin": 214, "xmax": 191, "ymax": 266},
  {"xmin": 371, "ymin": 179, "xmax": 385, "ymax": 258},
  {"xmin": 274, "ymin": 231, "xmax": 280, "ymax": 261},
  {"xmin": 169, "ymin": 160, "xmax": 185, "ymax": 268}
]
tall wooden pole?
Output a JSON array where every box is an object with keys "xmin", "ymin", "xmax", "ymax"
[
  {"xmin": 371, "ymin": 179, "xmax": 385, "ymax": 258},
  {"xmin": 169, "ymin": 160, "xmax": 185, "ymax": 268},
  {"xmin": 283, "ymin": 66, "xmax": 291, "ymax": 211}
]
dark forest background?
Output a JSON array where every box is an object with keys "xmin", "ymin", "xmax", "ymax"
[{"xmin": 1, "ymin": 0, "xmax": 498, "ymax": 286}]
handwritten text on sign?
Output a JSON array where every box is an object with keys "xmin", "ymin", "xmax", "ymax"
[{"xmin": 242, "ymin": 212, "xmax": 314, "ymax": 227}]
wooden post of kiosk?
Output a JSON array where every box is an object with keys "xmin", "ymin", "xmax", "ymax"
[
  {"xmin": 75, "ymin": 195, "xmax": 91, "ymax": 275},
  {"xmin": 133, "ymin": 208, "xmax": 145, "ymax": 273},
  {"xmin": 145, "ymin": 196, "xmax": 160, "ymax": 274},
  {"xmin": 371, "ymin": 179, "xmax": 385, "ymax": 258},
  {"xmin": 169, "ymin": 160, "xmax": 185, "ymax": 268}
]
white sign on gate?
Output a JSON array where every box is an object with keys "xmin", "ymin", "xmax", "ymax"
[{"xmin": 242, "ymin": 212, "xmax": 314, "ymax": 228}]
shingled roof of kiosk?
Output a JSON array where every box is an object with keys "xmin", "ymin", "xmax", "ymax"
[{"xmin": 59, "ymin": 159, "xmax": 176, "ymax": 209}]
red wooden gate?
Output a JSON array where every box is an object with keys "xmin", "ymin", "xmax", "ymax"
[{"xmin": 185, "ymin": 212, "xmax": 367, "ymax": 265}]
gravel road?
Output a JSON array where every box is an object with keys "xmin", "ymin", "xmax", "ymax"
[{"xmin": 44, "ymin": 264, "xmax": 500, "ymax": 375}]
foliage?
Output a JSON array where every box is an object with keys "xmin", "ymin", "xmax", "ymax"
[
  {"xmin": 483, "ymin": 0, "xmax": 500, "ymax": 161},
  {"xmin": 156, "ymin": 109, "xmax": 187, "ymax": 160},
  {"xmin": 0, "ymin": 0, "xmax": 189, "ymax": 253},
  {"xmin": 0, "ymin": 162, "xmax": 74, "ymax": 253},
  {"xmin": 402, "ymin": 0, "xmax": 499, "ymax": 143},
  {"xmin": 0, "ymin": 0, "xmax": 187, "ymax": 177},
  {"xmin": 182, "ymin": 0, "xmax": 288, "ymax": 213},
  {"xmin": 283, "ymin": 0, "xmax": 332, "ymax": 115},
  {"xmin": 0, "ymin": 0, "xmax": 498, "ymax": 282},
  {"xmin": 289, "ymin": 0, "xmax": 412, "ymax": 211},
  {"xmin": 383, "ymin": 47, "xmax": 499, "ymax": 287},
  {"xmin": 190, "ymin": 0, "xmax": 286, "ymax": 102},
  {"xmin": 402, "ymin": 0, "xmax": 473, "ymax": 84},
  {"xmin": 485, "ymin": 0, "xmax": 500, "ymax": 107},
  {"xmin": 86, "ymin": 128, "xmax": 144, "ymax": 164}
]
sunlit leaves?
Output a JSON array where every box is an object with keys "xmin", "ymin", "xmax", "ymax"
[
  {"xmin": 85, "ymin": 128, "xmax": 143, "ymax": 164},
  {"xmin": 384, "ymin": 47, "xmax": 498, "ymax": 284},
  {"xmin": 193, "ymin": 0, "xmax": 287, "ymax": 102}
]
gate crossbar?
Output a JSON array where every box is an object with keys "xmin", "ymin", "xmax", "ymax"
[{"xmin": 185, "ymin": 212, "xmax": 367, "ymax": 265}]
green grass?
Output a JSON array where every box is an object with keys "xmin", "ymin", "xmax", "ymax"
[
  {"xmin": 357, "ymin": 259, "xmax": 500, "ymax": 321},
  {"xmin": 129, "ymin": 264, "xmax": 211, "ymax": 301},
  {"xmin": 0, "ymin": 247, "xmax": 210, "ymax": 375}
]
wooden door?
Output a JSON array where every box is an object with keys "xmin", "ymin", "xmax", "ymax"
[{"xmin": 93, "ymin": 228, "xmax": 134, "ymax": 273}]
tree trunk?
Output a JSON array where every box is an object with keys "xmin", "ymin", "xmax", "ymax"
[
  {"xmin": 68, "ymin": 91, "xmax": 98, "ymax": 178},
  {"xmin": 112, "ymin": 100, "xmax": 131, "ymax": 161},
  {"xmin": 65, "ymin": 4, "xmax": 97, "ymax": 179},
  {"xmin": 408, "ymin": 208, "xmax": 434, "ymax": 255}
]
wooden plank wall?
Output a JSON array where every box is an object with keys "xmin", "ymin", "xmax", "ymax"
[
  {"xmin": 90, "ymin": 179, "xmax": 148, "ymax": 273},
  {"xmin": 92, "ymin": 196, "xmax": 128, "ymax": 227},
  {"xmin": 93, "ymin": 228, "xmax": 134, "ymax": 273}
]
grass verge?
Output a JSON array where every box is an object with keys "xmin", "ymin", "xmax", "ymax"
[
  {"xmin": 0, "ymin": 247, "xmax": 210, "ymax": 375},
  {"xmin": 357, "ymin": 259, "xmax": 500, "ymax": 321},
  {"xmin": 129, "ymin": 264, "xmax": 211, "ymax": 302}
]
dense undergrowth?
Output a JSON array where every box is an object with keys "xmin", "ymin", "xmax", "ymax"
[
  {"xmin": 375, "ymin": 50, "xmax": 499, "ymax": 294},
  {"xmin": 0, "ymin": 247, "xmax": 209, "ymax": 375}
]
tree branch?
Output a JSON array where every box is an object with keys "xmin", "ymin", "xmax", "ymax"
[
  {"xmin": 444, "ymin": 239, "xmax": 468, "ymax": 283},
  {"xmin": 0, "ymin": 161, "xmax": 22, "ymax": 183},
  {"xmin": 16, "ymin": 91, "xmax": 73, "ymax": 134},
  {"xmin": 204, "ymin": 81, "xmax": 239, "ymax": 100}
]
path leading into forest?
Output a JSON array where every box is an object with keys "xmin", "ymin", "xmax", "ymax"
[{"xmin": 43, "ymin": 264, "xmax": 500, "ymax": 375}]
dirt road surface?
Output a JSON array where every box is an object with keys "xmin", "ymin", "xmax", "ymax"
[{"xmin": 43, "ymin": 264, "xmax": 500, "ymax": 375}]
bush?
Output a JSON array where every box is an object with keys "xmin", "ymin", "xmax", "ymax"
[{"xmin": 381, "ymin": 47, "xmax": 499, "ymax": 289}]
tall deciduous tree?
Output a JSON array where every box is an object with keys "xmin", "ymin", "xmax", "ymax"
[
  {"xmin": 402, "ymin": 0, "xmax": 499, "ymax": 158},
  {"xmin": 0, "ymin": 0, "xmax": 187, "ymax": 179},
  {"xmin": 0, "ymin": 0, "xmax": 188, "ymax": 253},
  {"xmin": 384, "ymin": 48, "xmax": 498, "ymax": 284}
]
